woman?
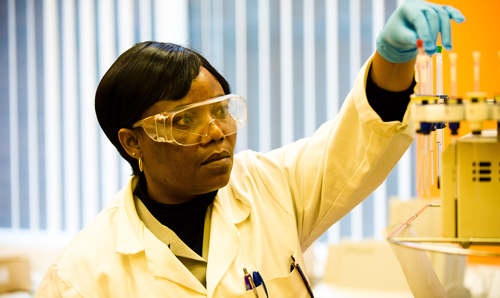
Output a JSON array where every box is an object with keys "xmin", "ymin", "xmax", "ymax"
[{"xmin": 36, "ymin": 1, "xmax": 464, "ymax": 297}]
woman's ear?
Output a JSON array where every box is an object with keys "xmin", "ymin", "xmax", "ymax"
[{"xmin": 118, "ymin": 128, "xmax": 142, "ymax": 158}]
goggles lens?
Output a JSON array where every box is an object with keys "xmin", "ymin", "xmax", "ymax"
[{"xmin": 132, "ymin": 94, "xmax": 247, "ymax": 146}]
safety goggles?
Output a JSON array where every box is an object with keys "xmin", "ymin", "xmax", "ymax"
[{"xmin": 132, "ymin": 94, "xmax": 247, "ymax": 146}]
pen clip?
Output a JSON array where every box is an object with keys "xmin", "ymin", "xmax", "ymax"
[
  {"xmin": 290, "ymin": 255, "xmax": 315, "ymax": 298},
  {"xmin": 290, "ymin": 255, "xmax": 296, "ymax": 272}
]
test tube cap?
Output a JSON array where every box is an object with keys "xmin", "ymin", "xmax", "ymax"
[
  {"xmin": 449, "ymin": 122, "xmax": 460, "ymax": 135},
  {"xmin": 436, "ymin": 122, "xmax": 447, "ymax": 129},
  {"xmin": 419, "ymin": 122, "xmax": 433, "ymax": 134}
]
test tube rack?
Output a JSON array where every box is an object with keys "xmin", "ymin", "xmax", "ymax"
[{"xmin": 410, "ymin": 93, "xmax": 500, "ymax": 136}]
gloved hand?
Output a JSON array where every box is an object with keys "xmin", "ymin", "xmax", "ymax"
[{"xmin": 376, "ymin": 0, "xmax": 465, "ymax": 63}]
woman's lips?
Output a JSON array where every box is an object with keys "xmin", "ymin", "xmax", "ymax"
[{"xmin": 201, "ymin": 151, "xmax": 230, "ymax": 165}]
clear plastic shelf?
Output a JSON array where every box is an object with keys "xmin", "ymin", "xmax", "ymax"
[{"xmin": 387, "ymin": 203, "xmax": 500, "ymax": 257}]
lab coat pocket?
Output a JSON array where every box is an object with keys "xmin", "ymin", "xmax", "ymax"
[
  {"xmin": 264, "ymin": 267, "xmax": 312, "ymax": 298},
  {"xmin": 242, "ymin": 267, "xmax": 312, "ymax": 298}
]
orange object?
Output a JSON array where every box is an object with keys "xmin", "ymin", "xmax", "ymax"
[{"xmin": 467, "ymin": 246, "xmax": 500, "ymax": 265}]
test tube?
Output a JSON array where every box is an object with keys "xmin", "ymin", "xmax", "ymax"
[
  {"xmin": 436, "ymin": 46, "xmax": 443, "ymax": 182},
  {"xmin": 428, "ymin": 55, "xmax": 434, "ymax": 95},
  {"xmin": 416, "ymin": 39, "xmax": 432, "ymax": 194},
  {"xmin": 473, "ymin": 51, "xmax": 481, "ymax": 92},
  {"xmin": 424, "ymin": 135, "xmax": 430, "ymax": 195},
  {"xmin": 436, "ymin": 125, "xmax": 443, "ymax": 179},
  {"xmin": 417, "ymin": 134, "xmax": 423, "ymax": 195},
  {"xmin": 429, "ymin": 129, "xmax": 435, "ymax": 186},
  {"xmin": 449, "ymin": 52, "xmax": 458, "ymax": 99},
  {"xmin": 416, "ymin": 40, "xmax": 429, "ymax": 95},
  {"xmin": 436, "ymin": 46, "xmax": 443, "ymax": 96},
  {"xmin": 416, "ymin": 40, "xmax": 424, "ymax": 195},
  {"xmin": 427, "ymin": 48, "xmax": 437, "ymax": 187},
  {"xmin": 448, "ymin": 52, "xmax": 459, "ymax": 147}
]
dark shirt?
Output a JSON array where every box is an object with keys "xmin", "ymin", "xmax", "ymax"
[{"xmin": 366, "ymin": 65, "xmax": 416, "ymax": 122}]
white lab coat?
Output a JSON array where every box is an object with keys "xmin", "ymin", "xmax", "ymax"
[{"xmin": 35, "ymin": 55, "xmax": 414, "ymax": 298}]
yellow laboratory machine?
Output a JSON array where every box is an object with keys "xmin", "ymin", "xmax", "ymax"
[
  {"xmin": 403, "ymin": 92, "xmax": 500, "ymax": 246},
  {"xmin": 441, "ymin": 127, "xmax": 500, "ymax": 240},
  {"xmin": 386, "ymin": 48, "xmax": 500, "ymax": 297}
]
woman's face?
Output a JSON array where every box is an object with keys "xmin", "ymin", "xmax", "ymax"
[{"xmin": 138, "ymin": 67, "xmax": 236, "ymax": 204}]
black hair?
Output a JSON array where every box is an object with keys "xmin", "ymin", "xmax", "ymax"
[{"xmin": 95, "ymin": 41, "xmax": 231, "ymax": 175}]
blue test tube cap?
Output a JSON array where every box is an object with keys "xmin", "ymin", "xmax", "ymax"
[
  {"xmin": 419, "ymin": 122, "xmax": 433, "ymax": 135},
  {"xmin": 436, "ymin": 122, "xmax": 447, "ymax": 129},
  {"xmin": 449, "ymin": 122, "xmax": 460, "ymax": 135}
]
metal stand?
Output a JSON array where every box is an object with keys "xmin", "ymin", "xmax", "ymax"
[{"xmin": 387, "ymin": 203, "xmax": 500, "ymax": 257}]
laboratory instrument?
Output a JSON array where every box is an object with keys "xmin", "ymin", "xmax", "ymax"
[{"xmin": 388, "ymin": 47, "xmax": 500, "ymax": 297}]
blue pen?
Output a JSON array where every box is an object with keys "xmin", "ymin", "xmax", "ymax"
[{"xmin": 252, "ymin": 271, "xmax": 268, "ymax": 298}]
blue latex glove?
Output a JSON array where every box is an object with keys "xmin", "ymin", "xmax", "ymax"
[{"xmin": 376, "ymin": 0, "xmax": 465, "ymax": 63}]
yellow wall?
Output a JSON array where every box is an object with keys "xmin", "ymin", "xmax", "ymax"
[{"xmin": 432, "ymin": 0, "xmax": 500, "ymax": 99}]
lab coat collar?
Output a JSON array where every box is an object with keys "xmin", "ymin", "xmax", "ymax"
[
  {"xmin": 206, "ymin": 197, "xmax": 241, "ymax": 297},
  {"xmin": 115, "ymin": 176, "xmax": 145, "ymax": 254},
  {"xmin": 115, "ymin": 178, "xmax": 250, "ymax": 254},
  {"xmin": 143, "ymin": 224, "xmax": 208, "ymax": 294},
  {"xmin": 115, "ymin": 176, "xmax": 207, "ymax": 294},
  {"xmin": 115, "ymin": 176, "xmax": 250, "ymax": 296}
]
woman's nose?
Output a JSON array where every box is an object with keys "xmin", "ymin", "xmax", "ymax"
[{"xmin": 200, "ymin": 119, "xmax": 224, "ymax": 145}]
